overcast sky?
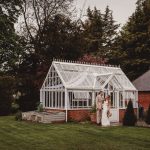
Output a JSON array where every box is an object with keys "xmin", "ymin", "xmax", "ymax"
[{"xmin": 74, "ymin": 0, "xmax": 137, "ymax": 27}]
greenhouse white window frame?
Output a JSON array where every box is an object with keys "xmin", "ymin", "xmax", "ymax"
[{"xmin": 40, "ymin": 60, "xmax": 138, "ymax": 122}]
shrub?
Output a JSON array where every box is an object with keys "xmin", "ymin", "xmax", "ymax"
[
  {"xmin": 11, "ymin": 102, "xmax": 20, "ymax": 114},
  {"xmin": 145, "ymin": 104, "xmax": 150, "ymax": 125},
  {"xmin": 0, "ymin": 76, "xmax": 15, "ymax": 116},
  {"xmin": 15, "ymin": 111, "xmax": 22, "ymax": 121},
  {"xmin": 90, "ymin": 103, "xmax": 96, "ymax": 113},
  {"xmin": 17, "ymin": 78, "xmax": 39, "ymax": 112},
  {"xmin": 37, "ymin": 102, "xmax": 43, "ymax": 112},
  {"xmin": 138, "ymin": 104, "xmax": 144, "ymax": 120},
  {"xmin": 123, "ymin": 100, "xmax": 137, "ymax": 126}
]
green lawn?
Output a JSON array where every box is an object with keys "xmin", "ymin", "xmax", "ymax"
[{"xmin": 0, "ymin": 116, "xmax": 150, "ymax": 150}]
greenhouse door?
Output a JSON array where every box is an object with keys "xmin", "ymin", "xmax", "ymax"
[{"xmin": 109, "ymin": 91, "xmax": 119, "ymax": 122}]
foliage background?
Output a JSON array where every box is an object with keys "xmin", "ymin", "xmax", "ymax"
[{"xmin": 0, "ymin": 0, "xmax": 150, "ymax": 113}]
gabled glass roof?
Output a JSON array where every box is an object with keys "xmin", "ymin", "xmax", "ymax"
[{"xmin": 43, "ymin": 61, "xmax": 137, "ymax": 91}]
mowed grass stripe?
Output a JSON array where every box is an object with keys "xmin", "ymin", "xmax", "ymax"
[{"xmin": 0, "ymin": 116, "xmax": 150, "ymax": 150}]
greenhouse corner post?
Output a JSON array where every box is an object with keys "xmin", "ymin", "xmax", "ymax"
[{"xmin": 65, "ymin": 88, "xmax": 68, "ymax": 122}]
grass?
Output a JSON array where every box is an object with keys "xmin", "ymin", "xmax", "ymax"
[{"xmin": 0, "ymin": 116, "xmax": 150, "ymax": 150}]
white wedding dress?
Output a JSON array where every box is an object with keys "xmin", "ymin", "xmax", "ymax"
[{"xmin": 101, "ymin": 101, "xmax": 110, "ymax": 126}]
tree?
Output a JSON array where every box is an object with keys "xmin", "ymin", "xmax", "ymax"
[
  {"xmin": 102, "ymin": 6, "xmax": 120, "ymax": 56},
  {"xmin": 145, "ymin": 104, "xmax": 150, "ymax": 124},
  {"xmin": 19, "ymin": 0, "xmax": 82, "ymax": 74},
  {"xmin": 14, "ymin": 0, "xmax": 83, "ymax": 111},
  {"xmin": 34, "ymin": 14, "xmax": 83, "ymax": 63},
  {"xmin": 18, "ymin": 0, "xmax": 83, "ymax": 86},
  {"xmin": 82, "ymin": 6, "xmax": 119, "ymax": 60},
  {"xmin": 18, "ymin": 0, "xmax": 84, "ymax": 82},
  {"xmin": 123, "ymin": 100, "xmax": 137, "ymax": 126},
  {"xmin": 16, "ymin": 0, "xmax": 77, "ymax": 75},
  {"xmin": 0, "ymin": 0, "xmax": 27, "ymax": 115},
  {"xmin": 109, "ymin": 0, "xmax": 150, "ymax": 80},
  {"xmin": 82, "ymin": 7, "xmax": 103, "ymax": 54},
  {"xmin": 20, "ymin": 0, "xmax": 74, "ymax": 54},
  {"xmin": 0, "ymin": 0, "xmax": 24, "ymax": 74}
]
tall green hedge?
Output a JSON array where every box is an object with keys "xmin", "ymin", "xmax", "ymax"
[{"xmin": 0, "ymin": 76, "xmax": 15, "ymax": 115}]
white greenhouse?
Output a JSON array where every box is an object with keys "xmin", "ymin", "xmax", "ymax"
[{"xmin": 40, "ymin": 60, "xmax": 138, "ymax": 122}]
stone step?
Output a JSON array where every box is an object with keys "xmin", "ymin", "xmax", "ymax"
[
  {"xmin": 110, "ymin": 122, "xmax": 121, "ymax": 126},
  {"xmin": 22, "ymin": 111, "xmax": 65, "ymax": 123}
]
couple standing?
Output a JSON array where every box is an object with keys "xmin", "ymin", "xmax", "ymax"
[{"xmin": 96, "ymin": 91, "xmax": 111, "ymax": 126}]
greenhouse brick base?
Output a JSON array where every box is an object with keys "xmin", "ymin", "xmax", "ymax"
[{"xmin": 45, "ymin": 108, "xmax": 138, "ymax": 122}]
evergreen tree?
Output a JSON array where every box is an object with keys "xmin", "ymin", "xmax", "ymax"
[
  {"xmin": 145, "ymin": 104, "xmax": 150, "ymax": 124},
  {"xmin": 109, "ymin": 0, "xmax": 150, "ymax": 80},
  {"xmin": 82, "ymin": 6, "xmax": 119, "ymax": 59},
  {"xmin": 102, "ymin": 6, "xmax": 120, "ymax": 56},
  {"xmin": 123, "ymin": 100, "xmax": 137, "ymax": 126},
  {"xmin": 83, "ymin": 7, "xmax": 103, "ymax": 54}
]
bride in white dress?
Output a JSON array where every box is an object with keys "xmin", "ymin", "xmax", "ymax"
[{"xmin": 101, "ymin": 95, "xmax": 111, "ymax": 126}]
